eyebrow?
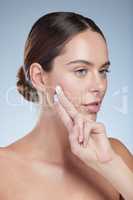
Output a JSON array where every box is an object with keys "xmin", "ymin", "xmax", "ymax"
[{"xmin": 66, "ymin": 59, "xmax": 111, "ymax": 68}]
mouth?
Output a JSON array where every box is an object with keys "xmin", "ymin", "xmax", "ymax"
[{"xmin": 82, "ymin": 101, "xmax": 101, "ymax": 113}]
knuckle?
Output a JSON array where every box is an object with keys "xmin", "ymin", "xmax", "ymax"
[
  {"xmin": 97, "ymin": 122, "xmax": 104, "ymax": 127},
  {"xmin": 97, "ymin": 122, "xmax": 106, "ymax": 131}
]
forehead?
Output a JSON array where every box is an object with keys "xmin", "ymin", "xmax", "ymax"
[{"xmin": 54, "ymin": 29, "xmax": 109, "ymax": 66}]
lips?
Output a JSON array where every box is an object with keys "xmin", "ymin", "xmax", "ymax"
[{"xmin": 83, "ymin": 101, "xmax": 101, "ymax": 113}]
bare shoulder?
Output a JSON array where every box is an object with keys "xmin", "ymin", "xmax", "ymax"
[
  {"xmin": 109, "ymin": 137, "xmax": 133, "ymax": 170},
  {"xmin": 0, "ymin": 146, "xmax": 11, "ymax": 156},
  {"xmin": 0, "ymin": 146, "xmax": 17, "ymax": 169},
  {"xmin": 0, "ymin": 147, "xmax": 11, "ymax": 163},
  {"xmin": 0, "ymin": 147, "xmax": 8, "ymax": 158},
  {"xmin": 0, "ymin": 147, "xmax": 13, "ymax": 184}
]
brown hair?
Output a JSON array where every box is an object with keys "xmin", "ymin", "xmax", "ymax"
[{"xmin": 16, "ymin": 11, "xmax": 106, "ymax": 103}]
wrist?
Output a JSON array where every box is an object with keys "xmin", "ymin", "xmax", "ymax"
[
  {"xmin": 91, "ymin": 154, "xmax": 133, "ymax": 199},
  {"xmin": 96, "ymin": 153, "xmax": 122, "ymax": 173},
  {"xmin": 87, "ymin": 153, "xmax": 121, "ymax": 174}
]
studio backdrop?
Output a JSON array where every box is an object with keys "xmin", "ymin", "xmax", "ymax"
[{"xmin": 0, "ymin": 0, "xmax": 132, "ymax": 153}]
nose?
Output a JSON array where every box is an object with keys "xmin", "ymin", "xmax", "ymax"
[{"xmin": 89, "ymin": 72, "xmax": 105, "ymax": 97}]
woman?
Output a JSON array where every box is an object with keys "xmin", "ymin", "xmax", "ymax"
[{"xmin": 0, "ymin": 11, "xmax": 133, "ymax": 200}]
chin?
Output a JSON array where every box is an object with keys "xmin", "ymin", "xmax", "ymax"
[
  {"xmin": 85, "ymin": 112, "xmax": 97, "ymax": 121},
  {"xmin": 77, "ymin": 107, "xmax": 97, "ymax": 121},
  {"xmin": 90, "ymin": 113, "xmax": 97, "ymax": 121}
]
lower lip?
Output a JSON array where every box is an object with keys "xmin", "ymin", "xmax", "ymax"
[{"xmin": 84, "ymin": 104, "xmax": 101, "ymax": 113}]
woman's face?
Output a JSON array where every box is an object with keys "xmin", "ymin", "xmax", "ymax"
[{"xmin": 46, "ymin": 29, "xmax": 110, "ymax": 121}]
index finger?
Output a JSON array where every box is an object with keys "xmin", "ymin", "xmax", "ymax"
[{"xmin": 55, "ymin": 85, "xmax": 79, "ymax": 120}]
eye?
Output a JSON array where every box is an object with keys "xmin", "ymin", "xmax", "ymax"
[
  {"xmin": 74, "ymin": 68, "xmax": 88, "ymax": 77},
  {"xmin": 99, "ymin": 68, "xmax": 111, "ymax": 76}
]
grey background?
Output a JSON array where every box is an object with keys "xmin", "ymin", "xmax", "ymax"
[{"xmin": 0, "ymin": 0, "xmax": 132, "ymax": 153}]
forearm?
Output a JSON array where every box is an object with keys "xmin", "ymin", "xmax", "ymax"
[{"xmin": 91, "ymin": 155, "xmax": 133, "ymax": 200}]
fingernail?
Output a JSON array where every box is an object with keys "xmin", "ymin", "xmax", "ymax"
[
  {"xmin": 79, "ymin": 135, "xmax": 83, "ymax": 143},
  {"xmin": 53, "ymin": 94, "xmax": 59, "ymax": 103},
  {"xmin": 55, "ymin": 85, "xmax": 62, "ymax": 95}
]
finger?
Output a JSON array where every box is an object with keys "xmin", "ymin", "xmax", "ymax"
[
  {"xmin": 55, "ymin": 85, "xmax": 79, "ymax": 120},
  {"xmin": 54, "ymin": 94, "xmax": 73, "ymax": 133},
  {"xmin": 69, "ymin": 124, "xmax": 80, "ymax": 155},
  {"xmin": 83, "ymin": 120, "xmax": 92, "ymax": 147},
  {"xmin": 69, "ymin": 123, "xmax": 79, "ymax": 144},
  {"xmin": 94, "ymin": 122, "xmax": 106, "ymax": 134},
  {"xmin": 91, "ymin": 122, "xmax": 107, "ymax": 138},
  {"xmin": 90, "ymin": 122, "xmax": 112, "ymax": 162},
  {"xmin": 75, "ymin": 117, "xmax": 84, "ymax": 144}
]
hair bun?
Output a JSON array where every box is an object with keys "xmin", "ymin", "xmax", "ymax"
[{"xmin": 16, "ymin": 66, "xmax": 39, "ymax": 103}]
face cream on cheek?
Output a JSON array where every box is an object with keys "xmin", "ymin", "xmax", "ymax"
[
  {"xmin": 53, "ymin": 93, "xmax": 59, "ymax": 103},
  {"xmin": 53, "ymin": 85, "xmax": 63, "ymax": 104}
]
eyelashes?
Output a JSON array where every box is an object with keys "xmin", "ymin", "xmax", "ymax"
[
  {"xmin": 74, "ymin": 68, "xmax": 111, "ymax": 77},
  {"xmin": 74, "ymin": 69, "xmax": 88, "ymax": 76},
  {"xmin": 99, "ymin": 68, "xmax": 111, "ymax": 75}
]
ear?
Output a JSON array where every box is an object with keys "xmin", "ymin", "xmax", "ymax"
[{"xmin": 29, "ymin": 62, "xmax": 48, "ymax": 92}]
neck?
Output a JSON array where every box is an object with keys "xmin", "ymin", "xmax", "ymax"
[{"xmin": 9, "ymin": 106, "xmax": 71, "ymax": 166}]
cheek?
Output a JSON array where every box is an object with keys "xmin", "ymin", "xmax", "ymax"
[
  {"xmin": 57, "ymin": 76, "xmax": 83, "ymax": 106},
  {"xmin": 48, "ymin": 71, "xmax": 84, "ymax": 110}
]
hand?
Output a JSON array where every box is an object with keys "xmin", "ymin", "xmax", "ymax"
[{"xmin": 53, "ymin": 85, "xmax": 117, "ymax": 169}]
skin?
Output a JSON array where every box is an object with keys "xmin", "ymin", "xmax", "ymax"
[{"xmin": 0, "ymin": 29, "xmax": 133, "ymax": 200}]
